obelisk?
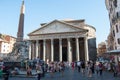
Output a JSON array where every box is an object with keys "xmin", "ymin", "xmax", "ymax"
[
  {"xmin": 6, "ymin": 0, "xmax": 28, "ymax": 61},
  {"xmin": 17, "ymin": 0, "xmax": 25, "ymax": 42}
]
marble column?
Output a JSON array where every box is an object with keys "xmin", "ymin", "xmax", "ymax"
[
  {"xmin": 39, "ymin": 42, "xmax": 41, "ymax": 59},
  {"xmin": 67, "ymin": 38, "xmax": 72, "ymax": 62},
  {"xmin": 36, "ymin": 40, "xmax": 39, "ymax": 58},
  {"xmin": 51, "ymin": 39, "xmax": 54, "ymax": 61},
  {"xmin": 43, "ymin": 39, "xmax": 46, "ymax": 61},
  {"xmin": 76, "ymin": 38, "xmax": 80, "ymax": 61},
  {"xmin": 84, "ymin": 37, "xmax": 89, "ymax": 62},
  {"xmin": 29, "ymin": 42, "xmax": 32, "ymax": 60},
  {"xmin": 32, "ymin": 42, "xmax": 35, "ymax": 59},
  {"xmin": 59, "ymin": 38, "xmax": 62, "ymax": 61}
]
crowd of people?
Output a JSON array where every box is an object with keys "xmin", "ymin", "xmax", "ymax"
[
  {"xmin": 28, "ymin": 57, "xmax": 120, "ymax": 80},
  {"xmin": 0, "ymin": 57, "xmax": 120, "ymax": 80}
]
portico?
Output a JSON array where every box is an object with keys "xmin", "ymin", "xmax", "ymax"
[
  {"xmin": 28, "ymin": 19, "xmax": 96, "ymax": 62},
  {"xmin": 29, "ymin": 37, "xmax": 88, "ymax": 62}
]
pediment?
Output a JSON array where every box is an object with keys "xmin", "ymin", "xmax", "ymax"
[{"xmin": 28, "ymin": 20, "xmax": 87, "ymax": 35}]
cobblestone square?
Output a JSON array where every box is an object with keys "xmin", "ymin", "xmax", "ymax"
[{"xmin": 0, "ymin": 68, "xmax": 119, "ymax": 80}]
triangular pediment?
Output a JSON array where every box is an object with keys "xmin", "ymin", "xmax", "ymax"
[{"xmin": 28, "ymin": 20, "xmax": 87, "ymax": 35}]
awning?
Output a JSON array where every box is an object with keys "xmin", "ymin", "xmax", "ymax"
[{"xmin": 107, "ymin": 50, "xmax": 120, "ymax": 54}]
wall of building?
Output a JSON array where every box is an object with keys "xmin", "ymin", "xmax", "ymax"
[
  {"xmin": 0, "ymin": 34, "xmax": 16, "ymax": 54},
  {"xmin": 88, "ymin": 38, "xmax": 97, "ymax": 61},
  {"xmin": 105, "ymin": 0, "xmax": 120, "ymax": 50}
]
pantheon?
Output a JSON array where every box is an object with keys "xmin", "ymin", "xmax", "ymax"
[{"xmin": 28, "ymin": 19, "xmax": 97, "ymax": 62}]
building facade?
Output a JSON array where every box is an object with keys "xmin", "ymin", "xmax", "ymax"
[
  {"xmin": 28, "ymin": 19, "xmax": 97, "ymax": 62},
  {"xmin": 0, "ymin": 34, "xmax": 16, "ymax": 54},
  {"xmin": 98, "ymin": 42, "xmax": 107, "ymax": 56},
  {"xmin": 105, "ymin": 0, "xmax": 120, "ymax": 50}
]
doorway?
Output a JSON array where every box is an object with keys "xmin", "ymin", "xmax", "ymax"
[{"xmin": 62, "ymin": 47, "xmax": 67, "ymax": 61}]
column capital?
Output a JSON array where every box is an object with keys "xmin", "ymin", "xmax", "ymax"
[
  {"xmin": 43, "ymin": 39, "xmax": 46, "ymax": 41},
  {"xmin": 51, "ymin": 38, "xmax": 54, "ymax": 41},
  {"xmin": 67, "ymin": 38, "xmax": 70, "ymax": 41},
  {"xmin": 36, "ymin": 40, "xmax": 38, "ymax": 41},
  {"xmin": 59, "ymin": 38, "xmax": 62, "ymax": 40},
  {"xmin": 76, "ymin": 37, "xmax": 79, "ymax": 39}
]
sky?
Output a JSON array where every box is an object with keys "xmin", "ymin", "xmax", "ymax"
[{"xmin": 0, "ymin": 0, "xmax": 110, "ymax": 46}]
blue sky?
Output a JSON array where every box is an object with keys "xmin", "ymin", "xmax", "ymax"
[{"xmin": 0, "ymin": 0, "xmax": 110, "ymax": 46}]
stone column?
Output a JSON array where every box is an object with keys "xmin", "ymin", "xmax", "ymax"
[
  {"xmin": 39, "ymin": 42, "xmax": 41, "ymax": 59},
  {"xmin": 29, "ymin": 41, "xmax": 32, "ymax": 60},
  {"xmin": 84, "ymin": 37, "xmax": 89, "ymax": 62},
  {"xmin": 67, "ymin": 38, "xmax": 72, "ymax": 62},
  {"xmin": 36, "ymin": 40, "xmax": 39, "ymax": 58},
  {"xmin": 43, "ymin": 39, "xmax": 46, "ymax": 61},
  {"xmin": 76, "ymin": 38, "xmax": 80, "ymax": 61},
  {"xmin": 32, "ymin": 42, "xmax": 35, "ymax": 59},
  {"xmin": 59, "ymin": 38, "xmax": 62, "ymax": 61},
  {"xmin": 51, "ymin": 39, "xmax": 54, "ymax": 61}
]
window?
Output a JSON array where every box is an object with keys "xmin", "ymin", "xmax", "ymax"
[
  {"xmin": 116, "ymin": 25, "xmax": 119, "ymax": 33},
  {"xmin": 117, "ymin": 12, "xmax": 119, "ymax": 18},
  {"xmin": 114, "ymin": 0, "xmax": 117, "ymax": 7},
  {"xmin": 117, "ymin": 38, "xmax": 120, "ymax": 44},
  {"xmin": 113, "ymin": 30, "xmax": 115, "ymax": 37},
  {"xmin": 115, "ymin": 46, "xmax": 117, "ymax": 49}
]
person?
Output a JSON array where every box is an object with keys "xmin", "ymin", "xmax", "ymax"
[
  {"xmin": 36, "ymin": 64, "xmax": 43, "ymax": 80},
  {"xmin": 11, "ymin": 67, "xmax": 19, "ymax": 75},
  {"xmin": 91, "ymin": 61, "xmax": 95, "ymax": 74},
  {"xmin": 27, "ymin": 66, "xmax": 32, "ymax": 76},
  {"xmin": 0, "ymin": 60, "xmax": 4, "ymax": 69},
  {"xmin": 95, "ymin": 62, "xmax": 99, "ymax": 75},
  {"xmin": 113, "ymin": 62, "xmax": 118, "ymax": 77},
  {"xmin": 0, "ymin": 68, "xmax": 3, "ymax": 78},
  {"xmin": 49, "ymin": 62, "xmax": 54, "ymax": 77},
  {"xmin": 87, "ymin": 61, "xmax": 92, "ymax": 77},
  {"xmin": 77, "ymin": 61, "xmax": 81, "ymax": 72},
  {"xmin": 71, "ymin": 62, "xmax": 75, "ymax": 70},
  {"xmin": 81, "ymin": 61, "xmax": 85, "ymax": 76},
  {"xmin": 60, "ymin": 61, "xmax": 65, "ymax": 76},
  {"xmin": 2, "ymin": 66, "xmax": 9, "ymax": 80},
  {"xmin": 98, "ymin": 62, "xmax": 103, "ymax": 76}
]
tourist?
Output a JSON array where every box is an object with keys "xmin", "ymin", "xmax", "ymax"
[
  {"xmin": 27, "ymin": 66, "xmax": 32, "ymax": 76},
  {"xmin": 118, "ymin": 62, "xmax": 120, "ymax": 76},
  {"xmin": 87, "ymin": 61, "xmax": 92, "ymax": 77},
  {"xmin": 0, "ymin": 60, "xmax": 4, "ymax": 69},
  {"xmin": 98, "ymin": 62, "xmax": 103, "ymax": 76},
  {"xmin": 49, "ymin": 62, "xmax": 54, "ymax": 77},
  {"xmin": 81, "ymin": 61, "xmax": 85, "ymax": 76},
  {"xmin": 36, "ymin": 64, "xmax": 43, "ymax": 80},
  {"xmin": 91, "ymin": 61, "xmax": 95, "ymax": 74},
  {"xmin": 95, "ymin": 62, "xmax": 100, "ymax": 75},
  {"xmin": 77, "ymin": 61, "xmax": 81, "ymax": 72},
  {"xmin": 11, "ymin": 67, "xmax": 19, "ymax": 75},
  {"xmin": 60, "ymin": 61, "xmax": 65, "ymax": 76},
  {"xmin": 2, "ymin": 66, "xmax": 9, "ymax": 80},
  {"xmin": 71, "ymin": 62, "xmax": 75, "ymax": 70},
  {"xmin": 0, "ymin": 68, "xmax": 3, "ymax": 78}
]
